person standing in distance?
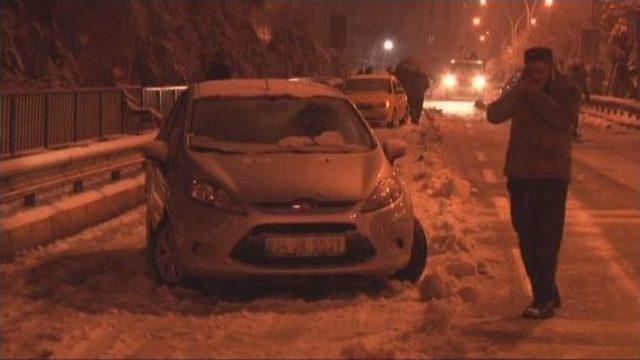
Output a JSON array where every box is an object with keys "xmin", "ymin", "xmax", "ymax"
[{"xmin": 486, "ymin": 47, "xmax": 581, "ymax": 319}]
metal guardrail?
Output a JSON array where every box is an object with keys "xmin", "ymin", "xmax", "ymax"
[
  {"xmin": 0, "ymin": 132, "xmax": 156, "ymax": 207},
  {"xmin": 0, "ymin": 85, "xmax": 186, "ymax": 159},
  {"xmin": 584, "ymin": 96, "xmax": 640, "ymax": 129},
  {"xmin": 589, "ymin": 95, "xmax": 640, "ymax": 115}
]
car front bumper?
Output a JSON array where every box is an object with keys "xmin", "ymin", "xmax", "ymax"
[
  {"xmin": 166, "ymin": 192, "xmax": 415, "ymax": 279},
  {"xmin": 357, "ymin": 108, "xmax": 392, "ymax": 125}
]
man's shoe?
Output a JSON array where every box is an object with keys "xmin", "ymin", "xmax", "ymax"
[{"xmin": 522, "ymin": 303, "xmax": 555, "ymax": 320}]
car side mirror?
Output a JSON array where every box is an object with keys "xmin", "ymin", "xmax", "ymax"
[
  {"xmin": 141, "ymin": 140, "xmax": 168, "ymax": 163},
  {"xmin": 383, "ymin": 139, "xmax": 408, "ymax": 164}
]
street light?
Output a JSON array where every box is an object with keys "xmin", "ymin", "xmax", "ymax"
[
  {"xmin": 472, "ymin": 16, "xmax": 482, "ymax": 26},
  {"xmin": 383, "ymin": 39, "xmax": 394, "ymax": 51},
  {"xmin": 479, "ymin": 0, "xmax": 487, "ymax": 6},
  {"xmin": 530, "ymin": 17, "xmax": 537, "ymax": 26},
  {"xmin": 544, "ymin": 0, "xmax": 553, "ymax": 7},
  {"xmin": 479, "ymin": 34, "xmax": 487, "ymax": 42}
]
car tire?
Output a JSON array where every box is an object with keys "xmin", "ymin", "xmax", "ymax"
[
  {"xmin": 392, "ymin": 218, "xmax": 428, "ymax": 283},
  {"xmin": 149, "ymin": 219, "xmax": 187, "ymax": 286}
]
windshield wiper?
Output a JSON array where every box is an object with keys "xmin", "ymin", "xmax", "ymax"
[
  {"xmin": 265, "ymin": 144, "xmax": 363, "ymax": 154},
  {"xmin": 188, "ymin": 135, "xmax": 245, "ymax": 154},
  {"xmin": 189, "ymin": 144, "xmax": 244, "ymax": 154}
]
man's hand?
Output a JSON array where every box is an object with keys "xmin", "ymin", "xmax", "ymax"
[{"xmin": 517, "ymin": 74, "xmax": 544, "ymax": 95}]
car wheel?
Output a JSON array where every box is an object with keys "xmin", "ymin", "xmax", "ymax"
[
  {"xmin": 149, "ymin": 220, "xmax": 186, "ymax": 286},
  {"xmin": 392, "ymin": 218, "xmax": 428, "ymax": 283}
]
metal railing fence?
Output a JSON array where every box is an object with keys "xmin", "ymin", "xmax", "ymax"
[{"xmin": 0, "ymin": 85, "xmax": 186, "ymax": 159}]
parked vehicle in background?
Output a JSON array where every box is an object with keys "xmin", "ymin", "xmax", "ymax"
[
  {"xmin": 342, "ymin": 74, "xmax": 408, "ymax": 128},
  {"xmin": 289, "ymin": 76, "xmax": 344, "ymax": 90},
  {"xmin": 437, "ymin": 59, "xmax": 488, "ymax": 101},
  {"xmin": 141, "ymin": 79, "xmax": 428, "ymax": 286}
]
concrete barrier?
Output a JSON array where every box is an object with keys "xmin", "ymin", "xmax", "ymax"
[{"xmin": 0, "ymin": 174, "xmax": 145, "ymax": 262}]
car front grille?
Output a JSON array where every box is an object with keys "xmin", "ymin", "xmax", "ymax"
[
  {"xmin": 230, "ymin": 223, "xmax": 375, "ymax": 267},
  {"xmin": 253, "ymin": 201, "xmax": 355, "ymax": 212}
]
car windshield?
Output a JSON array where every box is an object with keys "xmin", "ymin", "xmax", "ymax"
[
  {"xmin": 343, "ymin": 79, "xmax": 391, "ymax": 93},
  {"xmin": 188, "ymin": 96, "xmax": 374, "ymax": 154}
]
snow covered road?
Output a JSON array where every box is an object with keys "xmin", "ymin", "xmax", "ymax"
[
  {"xmin": 1, "ymin": 105, "xmax": 638, "ymax": 358},
  {"xmin": 434, "ymin": 103, "xmax": 640, "ymax": 358}
]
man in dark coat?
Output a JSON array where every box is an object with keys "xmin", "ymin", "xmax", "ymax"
[
  {"xmin": 395, "ymin": 60, "xmax": 429, "ymax": 125},
  {"xmin": 487, "ymin": 47, "xmax": 581, "ymax": 319}
]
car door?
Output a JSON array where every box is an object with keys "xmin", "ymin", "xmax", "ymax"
[
  {"xmin": 146, "ymin": 91, "xmax": 189, "ymax": 228},
  {"xmin": 393, "ymin": 79, "xmax": 408, "ymax": 117}
]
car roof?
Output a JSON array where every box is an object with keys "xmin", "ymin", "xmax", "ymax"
[
  {"xmin": 192, "ymin": 79, "xmax": 345, "ymax": 100},
  {"xmin": 347, "ymin": 74, "xmax": 394, "ymax": 81}
]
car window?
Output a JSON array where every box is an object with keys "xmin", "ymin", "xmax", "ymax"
[
  {"xmin": 343, "ymin": 79, "xmax": 391, "ymax": 94},
  {"xmin": 166, "ymin": 92, "xmax": 189, "ymax": 150},
  {"xmin": 159, "ymin": 91, "xmax": 188, "ymax": 142},
  {"xmin": 188, "ymin": 96, "xmax": 375, "ymax": 154},
  {"xmin": 394, "ymin": 80, "xmax": 405, "ymax": 94}
]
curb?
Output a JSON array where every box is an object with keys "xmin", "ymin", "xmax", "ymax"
[{"xmin": 0, "ymin": 175, "xmax": 145, "ymax": 262}]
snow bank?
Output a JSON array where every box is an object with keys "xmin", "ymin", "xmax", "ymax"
[
  {"xmin": 341, "ymin": 342, "xmax": 396, "ymax": 360},
  {"xmin": 386, "ymin": 115, "xmax": 495, "ymax": 356},
  {"xmin": 416, "ymin": 300, "xmax": 453, "ymax": 334}
]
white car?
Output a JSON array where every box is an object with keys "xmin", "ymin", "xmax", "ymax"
[
  {"xmin": 342, "ymin": 74, "xmax": 408, "ymax": 128},
  {"xmin": 142, "ymin": 79, "xmax": 428, "ymax": 286}
]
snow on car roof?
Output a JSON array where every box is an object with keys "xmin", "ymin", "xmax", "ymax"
[
  {"xmin": 347, "ymin": 74, "xmax": 394, "ymax": 80},
  {"xmin": 192, "ymin": 79, "xmax": 345, "ymax": 99}
]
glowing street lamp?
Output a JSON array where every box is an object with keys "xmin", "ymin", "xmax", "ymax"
[
  {"xmin": 479, "ymin": 34, "xmax": 486, "ymax": 42},
  {"xmin": 530, "ymin": 17, "xmax": 537, "ymax": 26},
  {"xmin": 472, "ymin": 16, "xmax": 482, "ymax": 26},
  {"xmin": 479, "ymin": 0, "xmax": 487, "ymax": 6},
  {"xmin": 544, "ymin": 0, "xmax": 553, "ymax": 7},
  {"xmin": 383, "ymin": 39, "xmax": 394, "ymax": 51}
]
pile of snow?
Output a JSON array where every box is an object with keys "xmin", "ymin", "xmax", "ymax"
[
  {"xmin": 341, "ymin": 342, "xmax": 396, "ymax": 360},
  {"xmin": 380, "ymin": 115, "xmax": 498, "ymax": 357},
  {"xmin": 581, "ymin": 112, "xmax": 622, "ymax": 130}
]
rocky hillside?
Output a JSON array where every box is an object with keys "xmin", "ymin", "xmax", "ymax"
[{"xmin": 1, "ymin": 0, "xmax": 343, "ymax": 89}]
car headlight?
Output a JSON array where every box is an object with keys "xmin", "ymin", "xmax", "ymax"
[
  {"xmin": 374, "ymin": 100, "xmax": 390, "ymax": 109},
  {"xmin": 472, "ymin": 75, "xmax": 486, "ymax": 90},
  {"xmin": 188, "ymin": 179, "xmax": 244, "ymax": 214},
  {"xmin": 361, "ymin": 176, "xmax": 403, "ymax": 213},
  {"xmin": 442, "ymin": 74, "xmax": 457, "ymax": 89}
]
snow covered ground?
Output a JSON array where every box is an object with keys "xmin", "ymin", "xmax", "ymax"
[
  {"xmin": 4, "ymin": 102, "xmax": 637, "ymax": 358},
  {"xmin": 1, "ymin": 110, "xmax": 509, "ymax": 358}
]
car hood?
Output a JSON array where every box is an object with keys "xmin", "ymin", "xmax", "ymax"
[
  {"xmin": 344, "ymin": 92, "xmax": 391, "ymax": 104},
  {"xmin": 185, "ymin": 149, "xmax": 388, "ymax": 203}
]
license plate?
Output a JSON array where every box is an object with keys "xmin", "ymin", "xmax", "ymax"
[{"xmin": 265, "ymin": 234, "xmax": 346, "ymax": 257}]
